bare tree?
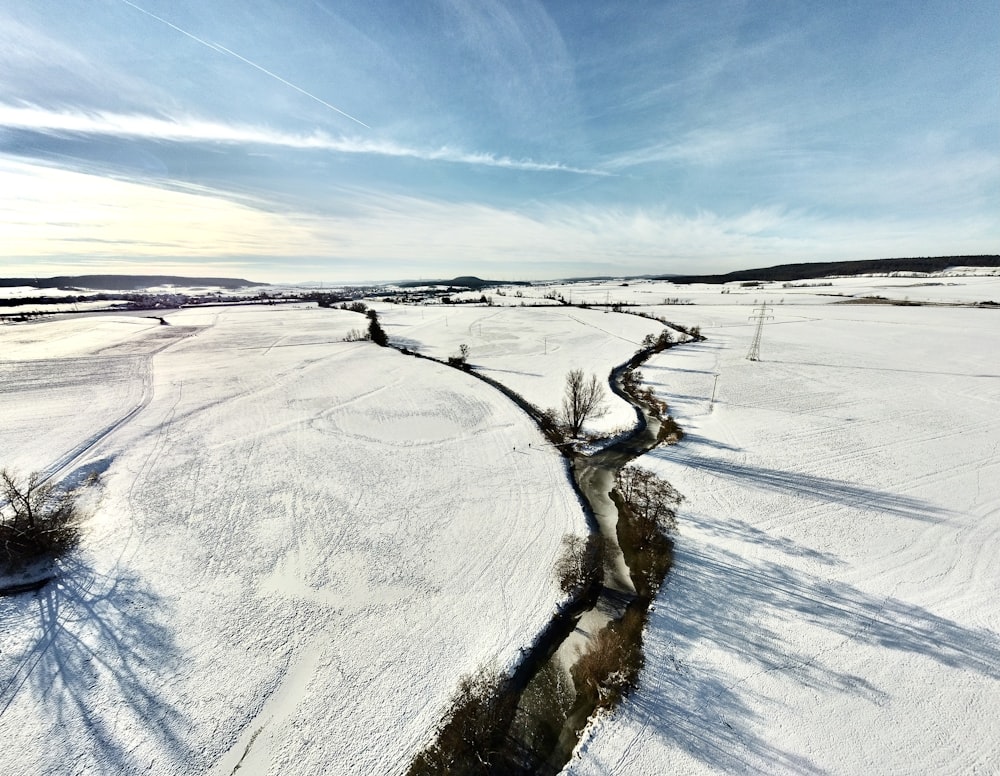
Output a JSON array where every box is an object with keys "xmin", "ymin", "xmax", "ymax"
[
  {"xmin": 1, "ymin": 469, "xmax": 80, "ymax": 570},
  {"xmin": 448, "ymin": 343, "xmax": 471, "ymax": 369},
  {"xmin": 615, "ymin": 465, "xmax": 682, "ymax": 540},
  {"xmin": 561, "ymin": 369, "xmax": 608, "ymax": 437},
  {"xmin": 554, "ymin": 533, "xmax": 606, "ymax": 595}
]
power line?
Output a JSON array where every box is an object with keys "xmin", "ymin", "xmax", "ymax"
[{"xmin": 746, "ymin": 301, "xmax": 773, "ymax": 361}]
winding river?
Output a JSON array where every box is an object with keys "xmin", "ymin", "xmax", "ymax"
[
  {"xmin": 503, "ymin": 384, "xmax": 668, "ymax": 774},
  {"xmin": 403, "ymin": 338, "xmax": 681, "ymax": 775}
]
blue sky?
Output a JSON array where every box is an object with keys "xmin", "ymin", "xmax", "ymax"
[{"xmin": 1, "ymin": 0, "xmax": 997, "ymax": 282}]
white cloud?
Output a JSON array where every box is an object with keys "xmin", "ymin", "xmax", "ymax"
[
  {"xmin": 0, "ymin": 157, "xmax": 323, "ymax": 260},
  {"xmin": 3, "ymin": 155, "xmax": 995, "ymax": 281},
  {"xmin": 0, "ymin": 103, "xmax": 606, "ymax": 175},
  {"xmin": 0, "ymin": 13, "xmax": 170, "ymax": 113}
]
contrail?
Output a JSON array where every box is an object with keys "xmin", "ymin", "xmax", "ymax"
[{"xmin": 117, "ymin": 0, "xmax": 370, "ymax": 129}]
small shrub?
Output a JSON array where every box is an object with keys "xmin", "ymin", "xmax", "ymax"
[
  {"xmin": 367, "ymin": 310, "xmax": 389, "ymax": 347},
  {"xmin": 658, "ymin": 415, "xmax": 684, "ymax": 444},
  {"xmin": 538, "ymin": 409, "xmax": 566, "ymax": 446},
  {"xmin": 408, "ymin": 664, "xmax": 517, "ymax": 775},
  {"xmin": 1, "ymin": 469, "xmax": 81, "ymax": 572},
  {"xmin": 613, "ymin": 466, "xmax": 680, "ymax": 597},
  {"xmin": 619, "ymin": 368, "xmax": 675, "ymax": 435},
  {"xmin": 554, "ymin": 534, "xmax": 605, "ymax": 596},
  {"xmin": 571, "ymin": 607, "xmax": 646, "ymax": 711},
  {"xmin": 448, "ymin": 343, "xmax": 470, "ymax": 369},
  {"xmin": 621, "ymin": 368, "xmax": 643, "ymax": 393},
  {"xmin": 616, "ymin": 465, "xmax": 681, "ymax": 538},
  {"xmin": 509, "ymin": 658, "xmax": 574, "ymax": 756}
]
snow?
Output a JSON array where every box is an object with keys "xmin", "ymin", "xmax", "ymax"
[
  {"xmin": 379, "ymin": 303, "xmax": 664, "ymax": 436},
  {"xmin": 565, "ymin": 283, "xmax": 1000, "ymax": 774},
  {"xmin": 4, "ymin": 271, "xmax": 1000, "ymax": 775},
  {"xmin": 0, "ymin": 286, "xmax": 87, "ymax": 299},
  {"xmin": 0, "ymin": 305, "xmax": 587, "ymax": 775},
  {"xmin": 0, "ymin": 316, "xmax": 164, "ymax": 474}
]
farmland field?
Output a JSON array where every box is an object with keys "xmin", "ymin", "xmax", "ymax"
[
  {"xmin": 563, "ymin": 277, "xmax": 1000, "ymax": 774},
  {"xmin": 0, "ymin": 305, "xmax": 586, "ymax": 775},
  {"xmin": 2, "ymin": 270, "xmax": 1000, "ymax": 775}
]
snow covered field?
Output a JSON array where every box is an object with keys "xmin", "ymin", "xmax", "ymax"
[
  {"xmin": 0, "ymin": 305, "xmax": 586, "ymax": 774},
  {"xmin": 380, "ymin": 303, "xmax": 664, "ymax": 436},
  {"xmin": 3, "ymin": 269, "xmax": 999, "ymax": 775},
  {"xmin": 567, "ymin": 277, "xmax": 1000, "ymax": 774}
]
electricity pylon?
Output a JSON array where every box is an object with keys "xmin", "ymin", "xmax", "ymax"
[{"xmin": 746, "ymin": 301, "xmax": 773, "ymax": 361}]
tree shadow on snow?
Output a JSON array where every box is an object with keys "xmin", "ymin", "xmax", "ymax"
[
  {"xmin": 619, "ymin": 659, "xmax": 830, "ymax": 775},
  {"xmin": 617, "ymin": 533, "xmax": 1000, "ymax": 774},
  {"xmin": 385, "ymin": 335, "xmax": 427, "ymax": 353},
  {"xmin": 477, "ymin": 365, "xmax": 544, "ymax": 378},
  {"xmin": 674, "ymin": 433, "xmax": 743, "ymax": 453},
  {"xmin": 691, "ymin": 511, "xmax": 843, "ymax": 566},
  {"xmin": 652, "ymin": 449, "xmax": 947, "ymax": 523},
  {"xmin": 56, "ymin": 457, "xmax": 115, "ymax": 491},
  {"xmin": 0, "ymin": 554, "xmax": 190, "ymax": 772}
]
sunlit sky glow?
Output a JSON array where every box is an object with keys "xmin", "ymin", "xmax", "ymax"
[{"xmin": 2, "ymin": 1, "xmax": 997, "ymax": 282}]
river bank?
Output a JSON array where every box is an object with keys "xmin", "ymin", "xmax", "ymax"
[{"xmin": 408, "ymin": 333, "xmax": 687, "ymax": 774}]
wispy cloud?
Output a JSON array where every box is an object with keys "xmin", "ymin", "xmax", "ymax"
[
  {"xmin": 0, "ymin": 157, "xmax": 318, "ymax": 260},
  {"xmin": 0, "ymin": 103, "xmax": 606, "ymax": 175},
  {"xmin": 605, "ymin": 124, "xmax": 785, "ymax": 170},
  {"xmin": 4, "ymin": 155, "xmax": 994, "ymax": 281},
  {"xmin": 116, "ymin": 0, "xmax": 370, "ymax": 128}
]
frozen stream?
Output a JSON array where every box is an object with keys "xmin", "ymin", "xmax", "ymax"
[{"xmin": 501, "ymin": 383, "xmax": 668, "ymax": 774}]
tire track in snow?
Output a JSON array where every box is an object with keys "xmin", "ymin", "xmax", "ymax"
[
  {"xmin": 39, "ymin": 325, "xmax": 204, "ymax": 487},
  {"xmin": 8, "ymin": 355, "xmax": 148, "ymax": 489},
  {"xmin": 563, "ymin": 311, "xmax": 647, "ymax": 346},
  {"xmin": 0, "ymin": 330, "xmax": 204, "ymax": 721}
]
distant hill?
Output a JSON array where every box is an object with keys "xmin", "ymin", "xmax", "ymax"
[
  {"xmin": 0, "ymin": 275, "xmax": 262, "ymax": 291},
  {"xmin": 397, "ymin": 275, "xmax": 530, "ymax": 289},
  {"xmin": 663, "ymin": 256, "xmax": 1000, "ymax": 284}
]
